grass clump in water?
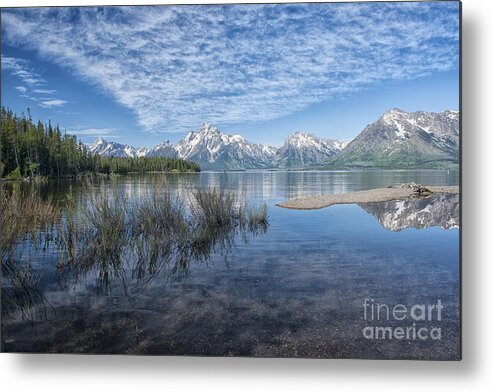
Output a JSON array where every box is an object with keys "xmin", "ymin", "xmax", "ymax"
[
  {"xmin": 190, "ymin": 187, "xmax": 245, "ymax": 228},
  {"xmin": 248, "ymin": 203, "xmax": 269, "ymax": 232},
  {"xmin": 131, "ymin": 190, "xmax": 188, "ymax": 242},
  {"xmin": 0, "ymin": 186, "xmax": 60, "ymax": 253},
  {"xmin": 57, "ymin": 181, "xmax": 270, "ymax": 288},
  {"xmin": 130, "ymin": 189, "xmax": 188, "ymax": 282},
  {"xmin": 57, "ymin": 181, "xmax": 129, "ymax": 291},
  {"xmin": 1, "ymin": 186, "xmax": 59, "ymax": 320},
  {"xmin": 84, "ymin": 191, "xmax": 128, "ymax": 261}
]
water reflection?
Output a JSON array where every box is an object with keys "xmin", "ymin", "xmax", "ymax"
[
  {"xmin": 358, "ymin": 194, "xmax": 459, "ymax": 231},
  {"xmin": 1, "ymin": 171, "xmax": 460, "ymax": 358},
  {"xmin": 55, "ymin": 183, "xmax": 269, "ymax": 295},
  {"xmin": 16, "ymin": 169, "xmax": 459, "ymax": 205}
]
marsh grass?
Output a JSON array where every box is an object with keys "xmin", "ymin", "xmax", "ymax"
[
  {"xmin": 131, "ymin": 190, "xmax": 188, "ymax": 243},
  {"xmin": 56, "ymin": 180, "xmax": 270, "ymax": 291},
  {"xmin": 189, "ymin": 187, "xmax": 244, "ymax": 228},
  {"xmin": 1, "ymin": 185, "xmax": 59, "ymax": 320},
  {"xmin": 248, "ymin": 203, "xmax": 269, "ymax": 232},
  {"xmin": 1, "ymin": 257, "xmax": 48, "ymax": 321},
  {"xmin": 1, "ymin": 178, "xmax": 270, "ymax": 314},
  {"xmin": 57, "ymin": 182, "xmax": 129, "ymax": 291},
  {"xmin": 130, "ymin": 189, "xmax": 188, "ymax": 283},
  {"xmin": 85, "ymin": 190, "xmax": 128, "ymax": 261},
  {"xmin": 0, "ymin": 186, "xmax": 60, "ymax": 253}
]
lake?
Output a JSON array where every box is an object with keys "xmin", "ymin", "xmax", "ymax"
[{"xmin": 1, "ymin": 170, "xmax": 460, "ymax": 359}]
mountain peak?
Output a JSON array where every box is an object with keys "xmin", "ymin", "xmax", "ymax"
[
  {"xmin": 93, "ymin": 136, "xmax": 106, "ymax": 144},
  {"xmin": 198, "ymin": 122, "xmax": 219, "ymax": 134},
  {"xmin": 330, "ymin": 108, "xmax": 460, "ymax": 168},
  {"xmin": 285, "ymin": 131, "xmax": 317, "ymax": 147},
  {"xmin": 381, "ymin": 108, "xmax": 405, "ymax": 121},
  {"xmin": 387, "ymin": 108, "xmax": 404, "ymax": 114},
  {"xmin": 174, "ymin": 123, "xmax": 277, "ymax": 169},
  {"xmin": 274, "ymin": 131, "xmax": 347, "ymax": 168},
  {"xmin": 289, "ymin": 131, "xmax": 313, "ymax": 138}
]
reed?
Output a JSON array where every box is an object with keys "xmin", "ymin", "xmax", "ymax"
[
  {"xmin": 0, "ymin": 185, "xmax": 60, "ymax": 254},
  {"xmin": 56, "ymin": 182, "xmax": 270, "ymax": 287},
  {"xmin": 1, "ymin": 186, "xmax": 58, "ymax": 319},
  {"xmin": 56, "ymin": 181, "xmax": 129, "ymax": 291},
  {"xmin": 130, "ymin": 189, "xmax": 188, "ymax": 282},
  {"xmin": 131, "ymin": 190, "xmax": 188, "ymax": 242},
  {"xmin": 1, "ymin": 257, "xmax": 48, "ymax": 320},
  {"xmin": 189, "ymin": 187, "xmax": 244, "ymax": 228},
  {"xmin": 248, "ymin": 203, "xmax": 269, "ymax": 232},
  {"xmin": 84, "ymin": 190, "xmax": 128, "ymax": 260}
]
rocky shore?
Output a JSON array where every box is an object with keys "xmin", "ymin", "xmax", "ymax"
[{"xmin": 276, "ymin": 182, "xmax": 459, "ymax": 210}]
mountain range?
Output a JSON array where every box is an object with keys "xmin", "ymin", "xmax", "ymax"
[
  {"xmin": 327, "ymin": 109, "xmax": 459, "ymax": 168},
  {"xmin": 88, "ymin": 109, "xmax": 459, "ymax": 170}
]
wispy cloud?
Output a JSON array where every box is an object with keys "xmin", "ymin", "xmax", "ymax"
[
  {"xmin": 15, "ymin": 85, "xmax": 28, "ymax": 94},
  {"xmin": 1, "ymin": 3, "xmax": 459, "ymax": 132},
  {"xmin": 33, "ymin": 88, "xmax": 57, "ymax": 94},
  {"xmin": 68, "ymin": 126, "xmax": 119, "ymax": 139},
  {"xmin": 2, "ymin": 57, "xmax": 46, "ymax": 86},
  {"xmin": 3, "ymin": 56, "xmax": 66, "ymax": 107},
  {"xmin": 71, "ymin": 127, "xmax": 115, "ymax": 136},
  {"xmin": 38, "ymin": 99, "xmax": 67, "ymax": 108}
]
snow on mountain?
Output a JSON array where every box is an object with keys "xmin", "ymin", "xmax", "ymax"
[
  {"xmin": 87, "ymin": 109, "xmax": 458, "ymax": 170},
  {"xmin": 175, "ymin": 122, "xmax": 276, "ymax": 169},
  {"xmin": 273, "ymin": 132, "xmax": 347, "ymax": 168},
  {"xmin": 88, "ymin": 123, "xmax": 278, "ymax": 169},
  {"xmin": 359, "ymin": 194, "xmax": 459, "ymax": 231},
  {"xmin": 329, "ymin": 109, "xmax": 459, "ymax": 168},
  {"xmin": 146, "ymin": 140, "xmax": 177, "ymax": 158},
  {"xmin": 88, "ymin": 137, "xmax": 149, "ymax": 158}
]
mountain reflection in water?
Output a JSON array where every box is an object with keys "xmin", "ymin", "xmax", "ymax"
[
  {"xmin": 358, "ymin": 194, "xmax": 459, "ymax": 231},
  {"xmin": 1, "ymin": 171, "xmax": 460, "ymax": 358}
]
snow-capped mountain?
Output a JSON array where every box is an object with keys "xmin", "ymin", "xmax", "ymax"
[
  {"xmin": 175, "ymin": 122, "xmax": 276, "ymax": 169},
  {"xmin": 88, "ymin": 123, "xmax": 277, "ymax": 169},
  {"xmin": 328, "ymin": 109, "xmax": 459, "ymax": 168},
  {"xmin": 273, "ymin": 132, "xmax": 348, "ymax": 168},
  {"xmin": 146, "ymin": 140, "xmax": 177, "ymax": 158},
  {"xmin": 87, "ymin": 109, "xmax": 459, "ymax": 169},
  {"xmin": 359, "ymin": 194, "xmax": 459, "ymax": 231},
  {"xmin": 88, "ymin": 137, "xmax": 149, "ymax": 158}
]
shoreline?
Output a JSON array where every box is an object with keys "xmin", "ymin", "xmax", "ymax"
[{"xmin": 276, "ymin": 184, "xmax": 459, "ymax": 210}]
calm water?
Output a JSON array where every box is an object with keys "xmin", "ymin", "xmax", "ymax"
[{"xmin": 1, "ymin": 170, "xmax": 460, "ymax": 359}]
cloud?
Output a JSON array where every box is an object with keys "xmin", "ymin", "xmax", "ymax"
[
  {"xmin": 1, "ymin": 3, "xmax": 459, "ymax": 132},
  {"xmin": 38, "ymin": 99, "xmax": 67, "ymax": 108},
  {"xmin": 67, "ymin": 126, "xmax": 119, "ymax": 140},
  {"xmin": 2, "ymin": 56, "xmax": 46, "ymax": 86},
  {"xmin": 5, "ymin": 58, "xmax": 62, "ymax": 103},
  {"xmin": 33, "ymin": 88, "xmax": 57, "ymax": 94},
  {"xmin": 71, "ymin": 127, "xmax": 116, "ymax": 136}
]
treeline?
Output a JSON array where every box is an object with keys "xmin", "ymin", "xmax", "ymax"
[
  {"xmin": 0, "ymin": 106, "xmax": 200, "ymax": 178},
  {"xmin": 97, "ymin": 156, "xmax": 200, "ymax": 175}
]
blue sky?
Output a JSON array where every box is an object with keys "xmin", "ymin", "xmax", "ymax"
[{"xmin": 1, "ymin": 2, "xmax": 459, "ymax": 147}]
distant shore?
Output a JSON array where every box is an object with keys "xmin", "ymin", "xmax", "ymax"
[{"xmin": 276, "ymin": 183, "xmax": 459, "ymax": 210}]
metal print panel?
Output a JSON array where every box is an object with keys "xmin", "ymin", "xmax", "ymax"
[{"xmin": 0, "ymin": 1, "xmax": 461, "ymax": 359}]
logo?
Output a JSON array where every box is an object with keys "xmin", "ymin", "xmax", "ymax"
[{"xmin": 362, "ymin": 298, "xmax": 443, "ymax": 341}]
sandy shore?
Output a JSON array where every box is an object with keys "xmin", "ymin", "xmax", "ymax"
[{"xmin": 276, "ymin": 184, "xmax": 459, "ymax": 210}]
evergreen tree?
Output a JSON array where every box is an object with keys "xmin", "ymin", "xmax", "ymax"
[{"xmin": 0, "ymin": 107, "xmax": 200, "ymax": 178}]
